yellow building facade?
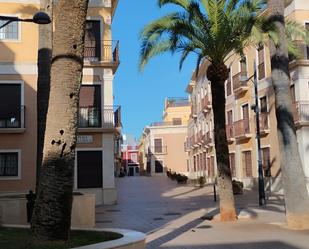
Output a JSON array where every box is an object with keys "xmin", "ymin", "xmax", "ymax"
[{"xmin": 0, "ymin": 0, "xmax": 121, "ymax": 205}]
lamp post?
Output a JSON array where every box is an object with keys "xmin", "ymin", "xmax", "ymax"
[
  {"xmin": 251, "ymin": 61, "xmax": 266, "ymax": 206},
  {"xmin": 0, "ymin": 11, "xmax": 51, "ymax": 29}
]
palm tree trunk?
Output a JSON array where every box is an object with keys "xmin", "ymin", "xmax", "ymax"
[
  {"xmin": 36, "ymin": 0, "xmax": 53, "ymax": 193},
  {"xmin": 31, "ymin": 0, "xmax": 89, "ymax": 241},
  {"xmin": 268, "ymin": 0, "xmax": 309, "ymax": 229},
  {"xmin": 208, "ymin": 63, "xmax": 237, "ymax": 221}
]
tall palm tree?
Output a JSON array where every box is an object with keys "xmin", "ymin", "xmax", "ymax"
[
  {"xmin": 267, "ymin": 0, "xmax": 309, "ymax": 229},
  {"xmin": 140, "ymin": 0, "xmax": 268, "ymax": 221},
  {"xmin": 31, "ymin": 0, "xmax": 89, "ymax": 241},
  {"xmin": 36, "ymin": 0, "xmax": 53, "ymax": 193}
]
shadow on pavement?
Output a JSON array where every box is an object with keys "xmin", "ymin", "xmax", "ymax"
[{"xmin": 156, "ymin": 241, "xmax": 303, "ymax": 249}]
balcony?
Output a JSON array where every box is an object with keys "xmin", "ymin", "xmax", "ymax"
[
  {"xmin": 0, "ymin": 106, "xmax": 25, "ymax": 133},
  {"xmin": 233, "ymin": 72, "xmax": 249, "ymax": 95},
  {"xmin": 149, "ymin": 146, "xmax": 167, "ymax": 155},
  {"xmin": 202, "ymin": 96, "xmax": 212, "ymax": 113},
  {"xmin": 150, "ymin": 121, "xmax": 183, "ymax": 127},
  {"xmin": 234, "ymin": 119, "xmax": 252, "ymax": 140},
  {"xmin": 184, "ymin": 138, "xmax": 191, "ymax": 152},
  {"xmin": 78, "ymin": 105, "xmax": 121, "ymax": 132},
  {"xmin": 226, "ymin": 124, "xmax": 235, "ymax": 142},
  {"xmin": 84, "ymin": 40, "xmax": 120, "ymax": 73},
  {"xmin": 205, "ymin": 131, "xmax": 214, "ymax": 147},
  {"xmin": 258, "ymin": 113, "xmax": 270, "ymax": 135},
  {"xmin": 293, "ymin": 101, "xmax": 309, "ymax": 126}
]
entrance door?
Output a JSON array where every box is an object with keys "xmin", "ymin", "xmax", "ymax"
[
  {"xmin": 155, "ymin": 160, "xmax": 163, "ymax": 173},
  {"xmin": 77, "ymin": 151, "xmax": 102, "ymax": 188}
]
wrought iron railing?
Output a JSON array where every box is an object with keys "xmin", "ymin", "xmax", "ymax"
[
  {"xmin": 226, "ymin": 124, "xmax": 234, "ymax": 139},
  {"xmin": 234, "ymin": 119, "xmax": 251, "ymax": 137},
  {"xmin": 233, "ymin": 72, "xmax": 248, "ymax": 92},
  {"xmin": 293, "ymin": 101, "xmax": 309, "ymax": 123},
  {"xmin": 79, "ymin": 105, "xmax": 121, "ymax": 128},
  {"xmin": 0, "ymin": 106, "xmax": 25, "ymax": 128},
  {"xmin": 84, "ymin": 40, "xmax": 119, "ymax": 64}
]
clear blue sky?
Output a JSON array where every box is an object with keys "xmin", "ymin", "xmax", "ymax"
[{"xmin": 112, "ymin": 1, "xmax": 195, "ymax": 140}]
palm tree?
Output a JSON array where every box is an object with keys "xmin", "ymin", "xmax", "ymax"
[
  {"xmin": 140, "ymin": 0, "xmax": 268, "ymax": 221},
  {"xmin": 267, "ymin": 0, "xmax": 309, "ymax": 229},
  {"xmin": 36, "ymin": 0, "xmax": 53, "ymax": 193},
  {"xmin": 31, "ymin": 0, "xmax": 89, "ymax": 241}
]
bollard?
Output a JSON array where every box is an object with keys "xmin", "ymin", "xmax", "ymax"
[
  {"xmin": 213, "ymin": 183, "xmax": 217, "ymax": 202},
  {"xmin": 26, "ymin": 190, "xmax": 36, "ymax": 223}
]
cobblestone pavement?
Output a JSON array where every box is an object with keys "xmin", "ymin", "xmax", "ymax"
[{"xmin": 95, "ymin": 176, "xmax": 309, "ymax": 249}]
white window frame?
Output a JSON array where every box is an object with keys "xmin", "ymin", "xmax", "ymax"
[
  {"xmin": 0, "ymin": 14, "xmax": 21, "ymax": 42},
  {"xmin": 0, "ymin": 149, "xmax": 21, "ymax": 180}
]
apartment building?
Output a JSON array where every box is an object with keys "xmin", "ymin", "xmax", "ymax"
[
  {"xmin": 140, "ymin": 97, "xmax": 191, "ymax": 175},
  {"xmin": 0, "ymin": 0, "xmax": 121, "ymax": 205},
  {"xmin": 186, "ymin": 0, "xmax": 309, "ymax": 190}
]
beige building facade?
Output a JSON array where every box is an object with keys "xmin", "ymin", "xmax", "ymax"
[
  {"xmin": 0, "ymin": 0, "xmax": 121, "ymax": 205},
  {"xmin": 186, "ymin": 0, "xmax": 309, "ymax": 191},
  {"xmin": 140, "ymin": 98, "xmax": 190, "ymax": 175}
]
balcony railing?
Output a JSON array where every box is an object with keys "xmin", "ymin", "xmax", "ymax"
[
  {"xmin": 202, "ymin": 96, "xmax": 211, "ymax": 111},
  {"xmin": 79, "ymin": 105, "xmax": 121, "ymax": 129},
  {"xmin": 149, "ymin": 146, "xmax": 167, "ymax": 155},
  {"xmin": 205, "ymin": 131, "xmax": 214, "ymax": 146},
  {"xmin": 234, "ymin": 119, "xmax": 251, "ymax": 139},
  {"xmin": 233, "ymin": 72, "xmax": 248, "ymax": 94},
  {"xmin": 258, "ymin": 113, "xmax": 269, "ymax": 131},
  {"xmin": 291, "ymin": 40, "xmax": 309, "ymax": 60},
  {"xmin": 0, "ymin": 106, "xmax": 25, "ymax": 129},
  {"xmin": 150, "ymin": 121, "xmax": 183, "ymax": 127},
  {"xmin": 226, "ymin": 124, "xmax": 234, "ymax": 140},
  {"xmin": 84, "ymin": 40, "xmax": 120, "ymax": 65},
  {"xmin": 293, "ymin": 101, "xmax": 309, "ymax": 124}
]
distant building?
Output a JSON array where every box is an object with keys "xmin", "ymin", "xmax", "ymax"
[
  {"xmin": 121, "ymin": 135, "xmax": 139, "ymax": 176},
  {"xmin": 140, "ymin": 97, "xmax": 191, "ymax": 175}
]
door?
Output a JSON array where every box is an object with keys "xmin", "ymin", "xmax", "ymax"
[
  {"xmin": 85, "ymin": 20, "xmax": 101, "ymax": 61},
  {"xmin": 242, "ymin": 104, "xmax": 250, "ymax": 133},
  {"xmin": 155, "ymin": 160, "xmax": 163, "ymax": 173},
  {"xmin": 77, "ymin": 151, "xmax": 102, "ymax": 188}
]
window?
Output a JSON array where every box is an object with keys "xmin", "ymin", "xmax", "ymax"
[
  {"xmin": 0, "ymin": 152, "xmax": 19, "ymax": 177},
  {"xmin": 262, "ymin": 147, "xmax": 271, "ymax": 177},
  {"xmin": 0, "ymin": 83, "xmax": 22, "ymax": 128},
  {"xmin": 0, "ymin": 20, "xmax": 18, "ymax": 40},
  {"xmin": 154, "ymin": 138, "xmax": 163, "ymax": 153},
  {"xmin": 243, "ymin": 151, "xmax": 252, "ymax": 177},
  {"xmin": 79, "ymin": 85, "xmax": 101, "ymax": 128},
  {"xmin": 229, "ymin": 153, "xmax": 236, "ymax": 177},
  {"xmin": 130, "ymin": 153, "xmax": 138, "ymax": 163},
  {"xmin": 172, "ymin": 118, "xmax": 182, "ymax": 125},
  {"xmin": 257, "ymin": 46, "xmax": 265, "ymax": 80},
  {"xmin": 77, "ymin": 151, "xmax": 102, "ymax": 188},
  {"xmin": 226, "ymin": 68, "xmax": 232, "ymax": 96},
  {"xmin": 290, "ymin": 85, "xmax": 295, "ymax": 103},
  {"xmin": 242, "ymin": 104, "xmax": 250, "ymax": 133},
  {"xmin": 240, "ymin": 57, "xmax": 247, "ymax": 77},
  {"xmin": 305, "ymin": 22, "xmax": 309, "ymax": 60},
  {"xmin": 260, "ymin": 96, "xmax": 267, "ymax": 113},
  {"xmin": 84, "ymin": 20, "xmax": 101, "ymax": 61}
]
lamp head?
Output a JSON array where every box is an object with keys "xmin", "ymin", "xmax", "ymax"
[{"xmin": 32, "ymin": 12, "xmax": 51, "ymax": 25}]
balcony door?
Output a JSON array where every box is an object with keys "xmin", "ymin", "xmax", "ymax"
[
  {"xmin": 242, "ymin": 104, "xmax": 250, "ymax": 133},
  {"xmin": 84, "ymin": 20, "xmax": 101, "ymax": 61},
  {"xmin": 79, "ymin": 85, "xmax": 101, "ymax": 127},
  {"xmin": 0, "ymin": 84, "xmax": 21, "ymax": 128}
]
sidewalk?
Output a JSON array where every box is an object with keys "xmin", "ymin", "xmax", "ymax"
[{"xmin": 95, "ymin": 176, "xmax": 309, "ymax": 249}]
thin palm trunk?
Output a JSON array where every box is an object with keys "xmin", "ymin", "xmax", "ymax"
[
  {"xmin": 36, "ymin": 0, "xmax": 53, "ymax": 193},
  {"xmin": 268, "ymin": 0, "xmax": 309, "ymax": 229},
  {"xmin": 31, "ymin": 0, "xmax": 89, "ymax": 240},
  {"xmin": 208, "ymin": 63, "xmax": 237, "ymax": 221}
]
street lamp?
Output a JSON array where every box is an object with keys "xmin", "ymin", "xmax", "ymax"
[
  {"xmin": 0, "ymin": 11, "xmax": 51, "ymax": 29},
  {"xmin": 245, "ymin": 61, "xmax": 266, "ymax": 206}
]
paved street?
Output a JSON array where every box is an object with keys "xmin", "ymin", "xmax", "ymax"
[{"xmin": 95, "ymin": 176, "xmax": 309, "ymax": 249}]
